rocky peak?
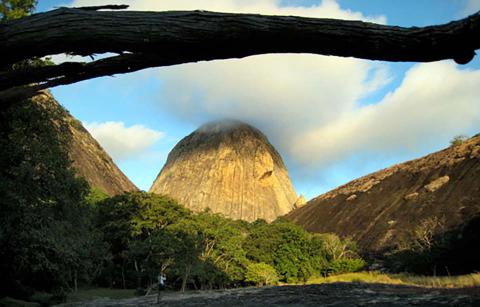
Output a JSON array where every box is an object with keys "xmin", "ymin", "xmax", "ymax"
[
  {"xmin": 32, "ymin": 91, "xmax": 137, "ymax": 196},
  {"xmin": 287, "ymin": 134, "xmax": 480, "ymax": 253},
  {"xmin": 149, "ymin": 120, "xmax": 297, "ymax": 222}
]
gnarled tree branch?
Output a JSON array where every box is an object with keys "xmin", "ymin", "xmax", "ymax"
[
  {"xmin": 74, "ymin": 4, "xmax": 129, "ymax": 11},
  {"xmin": 0, "ymin": 8, "xmax": 479, "ymax": 98}
]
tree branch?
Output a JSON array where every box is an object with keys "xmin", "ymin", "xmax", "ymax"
[
  {"xmin": 74, "ymin": 5, "xmax": 129, "ymax": 11},
  {"xmin": 0, "ymin": 46, "xmax": 255, "ymax": 91},
  {"xmin": 3, "ymin": 8, "xmax": 480, "ymax": 65},
  {"xmin": 0, "ymin": 8, "xmax": 479, "ymax": 98}
]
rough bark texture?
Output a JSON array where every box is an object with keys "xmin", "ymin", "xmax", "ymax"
[
  {"xmin": 286, "ymin": 135, "xmax": 480, "ymax": 253},
  {"xmin": 149, "ymin": 120, "xmax": 299, "ymax": 222},
  {"xmin": 1, "ymin": 8, "xmax": 479, "ymax": 93},
  {"xmin": 32, "ymin": 91, "xmax": 138, "ymax": 195}
]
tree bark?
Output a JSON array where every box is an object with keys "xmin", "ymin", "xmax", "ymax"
[
  {"xmin": 181, "ymin": 264, "xmax": 191, "ymax": 292},
  {"xmin": 0, "ymin": 7, "xmax": 479, "ymax": 95}
]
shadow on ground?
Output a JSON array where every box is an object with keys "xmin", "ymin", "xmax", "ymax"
[{"xmin": 58, "ymin": 282, "xmax": 480, "ymax": 306}]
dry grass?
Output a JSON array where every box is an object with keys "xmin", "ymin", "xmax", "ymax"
[
  {"xmin": 395, "ymin": 272, "xmax": 480, "ymax": 288},
  {"xmin": 306, "ymin": 271, "xmax": 480, "ymax": 288}
]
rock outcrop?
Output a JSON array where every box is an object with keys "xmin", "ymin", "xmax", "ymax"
[
  {"xmin": 149, "ymin": 120, "xmax": 297, "ymax": 222},
  {"xmin": 287, "ymin": 134, "xmax": 480, "ymax": 253},
  {"xmin": 32, "ymin": 91, "xmax": 137, "ymax": 196}
]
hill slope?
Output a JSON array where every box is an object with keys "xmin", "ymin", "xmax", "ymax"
[
  {"xmin": 150, "ymin": 120, "xmax": 300, "ymax": 222},
  {"xmin": 33, "ymin": 91, "xmax": 137, "ymax": 196},
  {"xmin": 287, "ymin": 135, "xmax": 480, "ymax": 253}
]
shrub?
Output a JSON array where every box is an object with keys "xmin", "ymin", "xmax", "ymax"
[
  {"xmin": 324, "ymin": 258, "xmax": 366, "ymax": 276},
  {"xmin": 245, "ymin": 263, "xmax": 279, "ymax": 286},
  {"xmin": 450, "ymin": 135, "xmax": 468, "ymax": 146}
]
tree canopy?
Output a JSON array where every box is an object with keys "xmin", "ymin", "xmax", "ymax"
[
  {"xmin": 93, "ymin": 192, "xmax": 365, "ymax": 291},
  {"xmin": 0, "ymin": 0, "xmax": 36, "ymax": 21}
]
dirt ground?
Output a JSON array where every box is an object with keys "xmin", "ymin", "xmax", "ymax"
[{"xmin": 58, "ymin": 282, "xmax": 480, "ymax": 306}]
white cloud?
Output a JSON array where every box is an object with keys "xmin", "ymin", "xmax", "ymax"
[
  {"xmin": 291, "ymin": 62, "xmax": 480, "ymax": 167},
  {"xmin": 154, "ymin": 59, "xmax": 480, "ymax": 171},
  {"xmin": 157, "ymin": 53, "xmax": 390, "ymax": 136},
  {"xmin": 69, "ymin": 0, "xmax": 394, "ymax": 169},
  {"xmin": 462, "ymin": 0, "xmax": 480, "ymax": 17},
  {"xmin": 47, "ymin": 53, "xmax": 89, "ymax": 64},
  {"xmin": 70, "ymin": 1, "xmax": 480, "ymax": 177},
  {"xmin": 84, "ymin": 121, "xmax": 164, "ymax": 161},
  {"xmin": 70, "ymin": 0, "xmax": 385, "ymax": 22}
]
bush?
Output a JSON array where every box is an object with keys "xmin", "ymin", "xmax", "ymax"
[
  {"xmin": 450, "ymin": 135, "xmax": 468, "ymax": 146},
  {"xmin": 324, "ymin": 258, "xmax": 366, "ymax": 276},
  {"xmin": 245, "ymin": 263, "xmax": 279, "ymax": 286}
]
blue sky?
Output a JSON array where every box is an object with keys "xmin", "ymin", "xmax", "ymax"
[{"xmin": 36, "ymin": 0, "xmax": 480, "ymax": 199}]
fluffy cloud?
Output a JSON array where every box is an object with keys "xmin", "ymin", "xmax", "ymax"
[
  {"xmin": 462, "ymin": 0, "xmax": 480, "ymax": 16},
  {"xmin": 156, "ymin": 53, "xmax": 390, "ymax": 140},
  {"xmin": 156, "ymin": 58, "xmax": 480, "ymax": 169},
  {"xmin": 70, "ymin": 0, "xmax": 385, "ymax": 22},
  {"xmin": 69, "ymin": 0, "xmax": 391, "ymax": 167},
  {"xmin": 291, "ymin": 62, "xmax": 480, "ymax": 167},
  {"xmin": 71, "ymin": 1, "xmax": 480, "ymax": 177},
  {"xmin": 84, "ymin": 121, "xmax": 164, "ymax": 161}
]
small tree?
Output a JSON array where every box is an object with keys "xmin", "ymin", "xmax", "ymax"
[
  {"xmin": 450, "ymin": 135, "xmax": 468, "ymax": 147},
  {"xmin": 0, "ymin": 0, "xmax": 37, "ymax": 21},
  {"xmin": 245, "ymin": 263, "xmax": 279, "ymax": 287}
]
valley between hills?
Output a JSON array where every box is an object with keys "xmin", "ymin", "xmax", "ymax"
[
  {"xmin": 2, "ymin": 91, "xmax": 479, "ymax": 306},
  {"xmin": 2, "ymin": 1, "xmax": 480, "ymax": 306}
]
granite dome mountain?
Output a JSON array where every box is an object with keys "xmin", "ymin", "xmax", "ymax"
[
  {"xmin": 287, "ymin": 134, "xmax": 480, "ymax": 255},
  {"xmin": 149, "ymin": 120, "xmax": 301, "ymax": 222}
]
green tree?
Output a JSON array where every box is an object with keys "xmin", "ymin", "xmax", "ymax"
[
  {"xmin": 0, "ymin": 0, "xmax": 37, "ymax": 21},
  {"xmin": 191, "ymin": 212, "xmax": 248, "ymax": 289},
  {"xmin": 85, "ymin": 187, "xmax": 109, "ymax": 206},
  {"xmin": 245, "ymin": 263, "xmax": 278, "ymax": 286},
  {"xmin": 0, "ymin": 2, "xmax": 103, "ymax": 297},
  {"xmin": 165, "ymin": 219, "xmax": 204, "ymax": 292},
  {"xmin": 96, "ymin": 192, "xmax": 192, "ymax": 289},
  {"xmin": 243, "ymin": 219, "xmax": 281, "ymax": 265},
  {"xmin": 450, "ymin": 135, "xmax": 468, "ymax": 146},
  {"xmin": 0, "ymin": 0, "xmax": 52, "ymax": 71},
  {"xmin": 0, "ymin": 94, "xmax": 93, "ymax": 298}
]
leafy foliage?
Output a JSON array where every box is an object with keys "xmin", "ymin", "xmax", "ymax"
[
  {"xmin": 0, "ymin": 0, "xmax": 37, "ymax": 21},
  {"xmin": 245, "ymin": 263, "xmax": 279, "ymax": 286},
  {"xmin": 0, "ymin": 94, "xmax": 104, "ymax": 299},
  {"xmin": 450, "ymin": 135, "xmax": 468, "ymax": 147},
  {"xmin": 0, "ymin": 0, "xmax": 53, "ymax": 72},
  {"xmin": 89, "ymin": 192, "xmax": 365, "ymax": 291}
]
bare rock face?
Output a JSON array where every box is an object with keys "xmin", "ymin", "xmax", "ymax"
[
  {"xmin": 287, "ymin": 134, "xmax": 480, "ymax": 253},
  {"xmin": 149, "ymin": 120, "xmax": 297, "ymax": 222},
  {"xmin": 32, "ymin": 91, "xmax": 137, "ymax": 196}
]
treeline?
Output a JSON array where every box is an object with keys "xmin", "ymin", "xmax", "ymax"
[
  {"xmin": 0, "ymin": 95, "xmax": 94, "ymax": 301},
  {"xmin": 91, "ymin": 192, "xmax": 365, "ymax": 292}
]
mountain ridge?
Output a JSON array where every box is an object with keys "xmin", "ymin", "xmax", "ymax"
[
  {"xmin": 287, "ymin": 134, "xmax": 480, "ymax": 253},
  {"xmin": 32, "ymin": 91, "xmax": 138, "ymax": 196}
]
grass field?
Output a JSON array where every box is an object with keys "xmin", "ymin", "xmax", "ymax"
[{"xmin": 306, "ymin": 271, "xmax": 480, "ymax": 288}]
